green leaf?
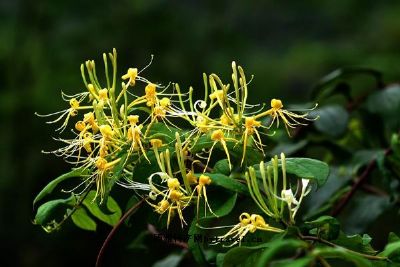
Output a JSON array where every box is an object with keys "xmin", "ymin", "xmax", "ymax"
[
  {"xmin": 189, "ymin": 192, "xmax": 238, "ymax": 266},
  {"xmin": 269, "ymin": 140, "xmax": 308, "ymax": 157},
  {"xmin": 265, "ymin": 257, "xmax": 314, "ymax": 267},
  {"xmin": 34, "ymin": 197, "xmax": 73, "ymax": 225},
  {"xmin": 205, "ymin": 173, "xmax": 249, "ymax": 195},
  {"xmin": 311, "ymin": 67, "xmax": 383, "ymax": 100},
  {"xmin": 311, "ymin": 105, "xmax": 349, "ymax": 137},
  {"xmin": 305, "ymin": 216, "xmax": 340, "ymax": 240},
  {"xmin": 83, "ymin": 191, "xmax": 122, "ymax": 226},
  {"xmin": 71, "ymin": 207, "xmax": 97, "ymax": 231},
  {"xmin": 379, "ymin": 241, "xmax": 400, "ymax": 261},
  {"xmin": 146, "ymin": 122, "xmax": 180, "ymax": 142},
  {"xmin": 332, "ymin": 232, "xmax": 377, "ymax": 255},
  {"xmin": 33, "ymin": 167, "xmax": 89, "ymax": 206},
  {"xmin": 263, "ymin": 157, "xmax": 330, "ymax": 187},
  {"xmin": 213, "ymin": 159, "xmax": 231, "ymax": 176},
  {"xmin": 153, "ymin": 252, "xmax": 185, "ymax": 267},
  {"xmin": 99, "ymin": 153, "xmax": 128, "ymax": 212},
  {"xmin": 222, "ymin": 243, "xmax": 270, "ymax": 267},
  {"xmin": 188, "ymin": 220, "xmax": 208, "ymax": 266},
  {"xmin": 388, "ymin": 232, "xmax": 400, "ymax": 243},
  {"xmin": 200, "ymin": 192, "xmax": 237, "ymax": 219},
  {"xmin": 350, "ymin": 150, "xmax": 385, "ymax": 174},
  {"xmin": 312, "ymin": 247, "xmax": 372, "ymax": 267},
  {"xmin": 304, "ymin": 166, "xmax": 352, "ymax": 219},
  {"xmin": 255, "ymin": 239, "xmax": 308, "ymax": 267},
  {"xmin": 340, "ymin": 194, "xmax": 390, "ymax": 234},
  {"xmin": 367, "ymin": 84, "xmax": 400, "ymax": 116}
]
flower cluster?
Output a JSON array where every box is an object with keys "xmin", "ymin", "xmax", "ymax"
[{"xmin": 38, "ymin": 49, "xmax": 317, "ymax": 238}]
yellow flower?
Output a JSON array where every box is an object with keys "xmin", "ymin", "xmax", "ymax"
[
  {"xmin": 255, "ymin": 99, "xmax": 318, "ymax": 135},
  {"xmin": 145, "ymin": 83, "xmax": 157, "ymax": 106},
  {"xmin": 147, "ymin": 173, "xmax": 194, "ymax": 228},
  {"xmin": 206, "ymin": 129, "xmax": 232, "ymax": 171},
  {"xmin": 122, "ymin": 68, "xmax": 138, "ymax": 86},
  {"xmin": 197, "ymin": 175, "xmax": 216, "ymax": 217},
  {"xmin": 209, "ymin": 213, "xmax": 283, "ymax": 247},
  {"xmin": 241, "ymin": 117, "xmax": 264, "ymax": 165}
]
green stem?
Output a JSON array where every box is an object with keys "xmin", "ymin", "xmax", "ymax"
[{"xmin": 300, "ymin": 235, "xmax": 388, "ymax": 261}]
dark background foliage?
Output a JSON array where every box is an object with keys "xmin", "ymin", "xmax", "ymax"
[{"xmin": 1, "ymin": 0, "xmax": 400, "ymax": 266}]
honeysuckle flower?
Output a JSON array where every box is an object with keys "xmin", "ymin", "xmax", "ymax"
[
  {"xmin": 37, "ymin": 50, "xmax": 321, "ymax": 232},
  {"xmin": 280, "ymin": 178, "xmax": 312, "ymax": 223},
  {"xmin": 35, "ymin": 94, "xmax": 92, "ymax": 133},
  {"xmin": 147, "ymin": 172, "xmax": 193, "ymax": 228},
  {"xmin": 254, "ymin": 99, "xmax": 318, "ymax": 135},
  {"xmin": 122, "ymin": 68, "xmax": 138, "ymax": 86},
  {"xmin": 194, "ymin": 174, "xmax": 217, "ymax": 218},
  {"xmin": 205, "ymin": 213, "xmax": 283, "ymax": 247},
  {"xmin": 241, "ymin": 116, "xmax": 265, "ymax": 165},
  {"xmin": 205, "ymin": 129, "xmax": 233, "ymax": 172}
]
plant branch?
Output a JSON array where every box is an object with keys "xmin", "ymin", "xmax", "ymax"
[
  {"xmin": 95, "ymin": 198, "xmax": 146, "ymax": 267},
  {"xmin": 331, "ymin": 148, "xmax": 391, "ymax": 216},
  {"xmin": 300, "ymin": 235, "xmax": 388, "ymax": 261}
]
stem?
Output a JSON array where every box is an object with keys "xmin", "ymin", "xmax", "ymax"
[
  {"xmin": 317, "ymin": 256, "xmax": 331, "ymax": 267},
  {"xmin": 95, "ymin": 198, "xmax": 146, "ymax": 267},
  {"xmin": 300, "ymin": 235, "xmax": 388, "ymax": 261}
]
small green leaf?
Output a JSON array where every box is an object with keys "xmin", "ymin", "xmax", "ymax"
[
  {"xmin": 379, "ymin": 241, "xmax": 400, "ymax": 260},
  {"xmin": 311, "ymin": 105, "xmax": 349, "ymax": 137},
  {"xmin": 205, "ymin": 173, "xmax": 249, "ymax": 195},
  {"xmin": 34, "ymin": 197, "xmax": 73, "ymax": 225},
  {"xmin": 332, "ymin": 232, "xmax": 377, "ymax": 255},
  {"xmin": 305, "ymin": 216, "xmax": 340, "ymax": 240},
  {"xmin": 388, "ymin": 232, "xmax": 400, "ymax": 243},
  {"xmin": 71, "ymin": 207, "xmax": 97, "ymax": 231},
  {"xmin": 83, "ymin": 191, "xmax": 122, "ymax": 226},
  {"xmin": 33, "ymin": 167, "xmax": 89, "ymax": 206}
]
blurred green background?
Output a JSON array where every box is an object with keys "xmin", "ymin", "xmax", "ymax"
[{"xmin": 1, "ymin": 0, "xmax": 400, "ymax": 266}]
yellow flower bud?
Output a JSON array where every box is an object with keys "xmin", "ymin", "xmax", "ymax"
[
  {"xmin": 99, "ymin": 125, "xmax": 114, "ymax": 137},
  {"xmin": 150, "ymin": 139, "xmax": 163, "ymax": 148},
  {"xmin": 157, "ymin": 200, "xmax": 170, "ymax": 213},
  {"xmin": 167, "ymin": 178, "xmax": 180, "ymax": 190},
  {"xmin": 69, "ymin": 98, "xmax": 80, "ymax": 109},
  {"xmin": 128, "ymin": 115, "xmax": 139, "ymax": 125},
  {"xmin": 199, "ymin": 175, "xmax": 211, "ymax": 186},
  {"xmin": 160, "ymin": 97, "xmax": 170, "ymax": 107},
  {"xmin": 75, "ymin": 121, "xmax": 86, "ymax": 132},
  {"xmin": 209, "ymin": 90, "xmax": 224, "ymax": 100},
  {"xmin": 271, "ymin": 98, "xmax": 283, "ymax": 109},
  {"xmin": 96, "ymin": 157, "xmax": 107, "ymax": 170},
  {"xmin": 122, "ymin": 68, "xmax": 138, "ymax": 85},
  {"xmin": 211, "ymin": 129, "xmax": 224, "ymax": 141},
  {"xmin": 98, "ymin": 89, "xmax": 108, "ymax": 101},
  {"xmin": 169, "ymin": 190, "xmax": 183, "ymax": 201}
]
